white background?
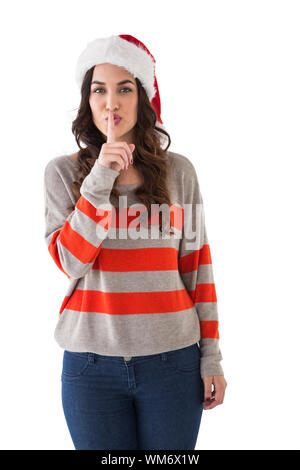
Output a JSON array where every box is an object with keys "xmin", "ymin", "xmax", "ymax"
[{"xmin": 0, "ymin": 0, "xmax": 299, "ymax": 450}]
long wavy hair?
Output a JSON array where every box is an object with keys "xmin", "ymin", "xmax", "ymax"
[{"xmin": 68, "ymin": 65, "xmax": 173, "ymax": 233}]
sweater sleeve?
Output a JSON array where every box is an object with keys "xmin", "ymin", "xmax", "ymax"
[
  {"xmin": 43, "ymin": 158, "xmax": 120, "ymax": 280},
  {"xmin": 178, "ymin": 163, "xmax": 224, "ymax": 378}
]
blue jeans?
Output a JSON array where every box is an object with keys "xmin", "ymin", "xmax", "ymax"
[{"xmin": 61, "ymin": 342, "xmax": 204, "ymax": 450}]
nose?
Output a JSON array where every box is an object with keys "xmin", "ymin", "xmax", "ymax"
[{"xmin": 105, "ymin": 97, "xmax": 119, "ymax": 112}]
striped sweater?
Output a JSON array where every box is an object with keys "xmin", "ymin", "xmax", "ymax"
[{"xmin": 43, "ymin": 150, "xmax": 224, "ymax": 377}]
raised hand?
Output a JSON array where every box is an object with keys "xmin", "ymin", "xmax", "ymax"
[{"xmin": 97, "ymin": 109, "xmax": 135, "ymax": 171}]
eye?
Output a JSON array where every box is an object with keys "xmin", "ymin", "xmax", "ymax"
[{"xmin": 92, "ymin": 87, "xmax": 132, "ymax": 94}]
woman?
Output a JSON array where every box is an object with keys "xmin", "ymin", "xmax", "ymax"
[{"xmin": 43, "ymin": 34, "xmax": 227, "ymax": 450}]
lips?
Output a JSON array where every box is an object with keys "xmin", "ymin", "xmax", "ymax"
[{"xmin": 105, "ymin": 114, "xmax": 122, "ymax": 121}]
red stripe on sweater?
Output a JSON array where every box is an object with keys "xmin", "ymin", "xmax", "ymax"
[
  {"xmin": 76, "ymin": 196, "xmax": 113, "ymax": 229},
  {"xmin": 86, "ymin": 204, "xmax": 183, "ymax": 229},
  {"xmin": 192, "ymin": 283, "xmax": 217, "ymax": 303},
  {"xmin": 58, "ymin": 220, "xmax": 104, "ymax": 264},
  {"xmin": 178, "ymin": 244, "xmax": 212, "ymax": 273},
  {"xmin": 200, "ymin": 320, "xmax": 219, "ymax": 339},
  {"xmin": 170, "ymin": 205, "xmax": 184, "ymax": 231},
  {"xmin": 59, "ymin": 295, "xmax": 71, "ymax": 313},
  {"xmin": 147, "ymin": 204, "xmax": 183, "ymax": 230},
  {"xmin": 62, "ymin": 288, "xmax": 194, "ymax": 314},
  {"xmin": 48, "ymin": 231, "xmax": 71, "ymax": 279},
  {"xmin": 92, "ymin": 247, "xmax": 179, "ymax": 271}
]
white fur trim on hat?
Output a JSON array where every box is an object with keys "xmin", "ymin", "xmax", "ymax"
[{"xmin": 75, "ymin": 35, "xmax": 156, "ymax": 101}]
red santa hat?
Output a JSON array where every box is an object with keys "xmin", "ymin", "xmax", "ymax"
[{"xmin": 75, "ymin": 34, "xmax": 164, "ymax": 130}]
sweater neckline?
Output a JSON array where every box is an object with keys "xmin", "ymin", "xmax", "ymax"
[{"xmin": 115, "ymin": 182, "xmax": 142, "ymax": 192}]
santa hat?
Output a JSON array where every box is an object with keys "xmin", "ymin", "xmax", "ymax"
[{"xmin": 75, "ymin": 34, "xmax": 165, "ymax": 133}]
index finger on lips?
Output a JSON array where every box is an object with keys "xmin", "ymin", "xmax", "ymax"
[{"xmin": 107, "ymin": 109, "xmax": 116, "ymax": 143}]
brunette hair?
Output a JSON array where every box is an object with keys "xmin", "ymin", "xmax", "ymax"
[{"xmin": 68, "ymin": 65, "xmax": 173, "ymax": 233}]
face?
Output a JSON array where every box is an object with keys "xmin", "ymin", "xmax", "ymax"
[{"xmin": 89, "ymin": 63, "xmax": 138, "ymax": 143}]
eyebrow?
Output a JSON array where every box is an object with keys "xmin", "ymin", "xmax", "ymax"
[{"xmin": 91, "ymin": 79, "xmax": 135, "ymax": 86}]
